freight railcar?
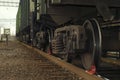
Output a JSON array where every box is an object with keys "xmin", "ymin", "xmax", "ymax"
[
  {"xmin": 16, "ymin": 5, "xmax": 21, "ymax": 39},
  {"xmin": 16, "ymin": 0, "xmax": 120, "ymax": 71}
]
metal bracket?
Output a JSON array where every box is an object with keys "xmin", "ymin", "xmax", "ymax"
[{"xmin": 96, "ymin": 0, "xmax": 114, "ymax": 21}]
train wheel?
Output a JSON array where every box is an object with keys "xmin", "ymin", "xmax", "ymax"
[
  {"xmin": 81, "ymin": 19, "xmax": 102, "ymax": 70},
  {"xmin": 47, "ymin": 47, "xmax": 52, "ymax": 54},
  {"xmin": 61, "ymin": 52, "xmax": 69, "ymax": 61},
  {"xmin": 46, "ymin": 44, "xmax": 52, "ymax": 54},
  {"xmin": 81, "ymin": 52, "xmax": 93, "ymax": 70},
  {"xmin": 33, "ymin": 38, "xmax": 37, "ymax": 47},
  {"xmin": 61, "ymin": 52, "xmax": 72, "ymax": 63}
]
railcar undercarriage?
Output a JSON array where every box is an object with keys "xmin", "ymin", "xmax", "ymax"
[{"xmin": 16, "ymin": 0, "xmax": 120, "ymax": 71}]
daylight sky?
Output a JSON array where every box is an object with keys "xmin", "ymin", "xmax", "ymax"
[{"xmin": 0, "ymin": 0, "xmax": 19, "ymax": 36}]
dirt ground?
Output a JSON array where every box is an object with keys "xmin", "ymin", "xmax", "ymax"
[{"xmin": 0, "ymin": 41, "xmax": 80, "ymax": 80}]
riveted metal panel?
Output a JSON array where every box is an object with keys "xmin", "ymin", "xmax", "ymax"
[
  {"xmin": 57, "ymin": 0, "xmax": 120, "ymax": 7},
  {"xmin": 51, "ymin": 0, "xmax": 61, "ymax": 4},
  {"xmin": 30, "ymin": 0, "xmax": 35, "ymax": 12},
  {"xmin": 20, "ymin": 0, "xmax": 30, "ymax": 30},
  {"xmin": 16, "ymin": 4, "xmax": 21, "ymax": 34}
]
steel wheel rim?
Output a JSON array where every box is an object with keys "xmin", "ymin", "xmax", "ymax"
[{"xmin": 81, "ymin": 19, "xmax": 102, "ymax": 70}]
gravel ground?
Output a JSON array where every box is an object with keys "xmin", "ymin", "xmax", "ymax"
[{"xmin": 0, "ymin": 41, "xmax": 80, "ymax": 80}]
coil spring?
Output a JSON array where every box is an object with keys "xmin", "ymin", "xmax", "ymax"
[{"xmin": 52, "ymin": 35, "xmax": 65, "ymax": 54}]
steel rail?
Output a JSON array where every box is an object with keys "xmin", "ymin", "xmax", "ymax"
[{"xmin": 21, "ymin": 42, "xmax": 103, "ymax": 80}]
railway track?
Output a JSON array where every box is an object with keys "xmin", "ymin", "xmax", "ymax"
[
  {"xmin": 0, "ymin": 41, "xmax": 103, "ymax": 80},
  {"xmin": 22, "ymin": 41, "xmax": 103, "ymax": 80},
  {"xmin": 97, "ymin": 58, "xmax": 120, "ymax": 80},
  {"xmin": 97, "ymin": 67, "xmax": 120, "ymax": 80},
  {"xmin": 1, "ymin": 40, "xmax": 119, "ymax": 80},
  {"xmin": 21, "ymin": 41, "xmax": 120, "ymax": 80}
]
